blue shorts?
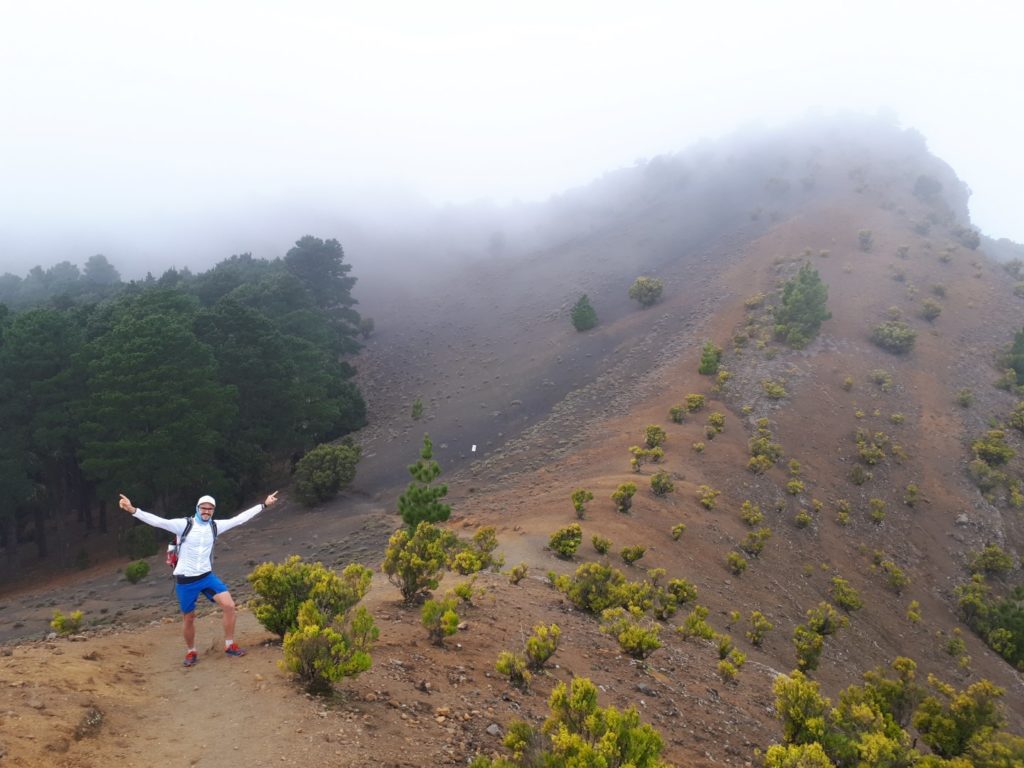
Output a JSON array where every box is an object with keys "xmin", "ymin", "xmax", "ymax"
[{"xmin": 175, "ymin": 572, "xmax": 230, "ymax": 614}]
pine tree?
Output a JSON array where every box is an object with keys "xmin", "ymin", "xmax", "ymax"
[
  {"xmin": 570, "ymin": 294, "xmax": 598, "ymax": 331},
  {"xmin": 398, "ymin": 434, "xmax": 450, "ymax": 529},
  {"xmin": 774, "ymin": 263, "xmax": 831, "ymax": 348},
  {"xmin": 698, "ymin": 341, "xmax": 722, "ymax": 375}
]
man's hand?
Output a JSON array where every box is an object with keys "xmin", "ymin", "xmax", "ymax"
[
  {"xmin": 264, "ymin": 491, "xmax": 279, "ymax": 507},
  {"xmin": 118, "ymin": 494, "xmax": 136, "ymax": 514}
]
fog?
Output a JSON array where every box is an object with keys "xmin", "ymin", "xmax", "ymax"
[{"xmin": 1, "ymin": 1, "xmax": 1021, "ymax": 279}]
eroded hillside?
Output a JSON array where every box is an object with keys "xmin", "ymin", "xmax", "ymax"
[{"xmin": 3, "ymin": 118, "xmax": 1023, "ymax": 767}]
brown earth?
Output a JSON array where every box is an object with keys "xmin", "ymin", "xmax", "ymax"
[{"xmin": 3, "ymin": 132, "xmax": 1024, "ymax": 767}]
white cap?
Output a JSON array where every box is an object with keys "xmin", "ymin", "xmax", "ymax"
[{"xmin": 196, "ymin": 495, "xmax": 216, "ymax": 507}]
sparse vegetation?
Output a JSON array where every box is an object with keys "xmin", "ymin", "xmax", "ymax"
[
  {"xmin": 124, "ymin": 560, "xmax": 150, "ymax": 584},
  {"xmin": 628, "ymin": 276, "xmax": 664, "ymax": 307},
  {"xmin": 421, "ymin": 596, "xmax": 459, "ymax": 646},
  {"xmin": 644, "ymin": 424, "xmax": 667, "ymax": 448},
  {"xmin": 611, "ymin": 482, "xmax": 637, "ymax": 513},
  {"xmin": 51, "ymin": 609, "xmax": 84, "ymax": 637},
  {"xmin": 620, "ymin": 545, "xmax": 646, "ymax": 566},
  {"xmin": 857, "ymin": 229, "xmax": 873, "ymax": 251},
  {"xmin": 281, "ymin": 597, "xmax": 377, "ymax": 695},
  {"xmin": 293, "ymin": 440, "xmax": 362, "ymax": 507},
  {"xmin": 684, "ymin": 393, "xmax": 706, "ymax": 412},
  {"xmin": 670, "ymin": 523, "xmax": 686, "ymax": 541},
  {"xmin": 699, "ymin": 340, "xmax": 722, "ymax": 375},
  {"xmin": 548, "ymin": 523, "xmax": 583, "ymax": 559},
  {"xmin": 571, "ymin": 488, "xmax": 594, "ymax": 519},
  {"xmin": 761, "ymin": 379, "xmax": 788, "ymax": 399},
  {"xmin": 249, "ymin": 556, "xmax": 374, "ymax": 637},
  {"xmin": 382, "ymin": 522, "xmax": 458, "ymax": 603},
  {"xmin": 871, "ymin": 320, "xmax": 916, "ymax": 354},
  {"xmin": 495, "ymin": 650, "xmax": 531, "ymax": 690},
  {"xmin": 697, "ymin": 484, "xmax": 721, "ymax": 509},
  {"xmin": 919, "ymin": 297, "xmax": 942, "ymax": 322},
  {"xmin": 669, "ymin": 405, "xmax": 685, "ymax": 423},
  {"xmin": 508, "ymin": 563, "xmax": 528, "ymax": 585},
  {"xmin": 570, "ymin": 293, "xmax": 598, "ymax": 331},
  {"xmin": 525, "ymin": 623, "xmax": 561, "ymax": 670},
  {"xmin": 747, "ymin": 611, "xmax": 774, "ymax": 647},
  {"xmin": 830, "ymin": 577, "xmax": 863, "ymax": 612},
  {"xmin": 591, "ymin": 535, "xmax": 611, "ymax": 555},
  {"xmin": 773, "ymin": 263, "xmax": 831, "ymax": 348},
  {"xmin": 740, "ymin": 500, "xmax": 764, "ymax": 526},
  {"xmin": 650, "ymin": 471, "xmax": 674, "ymax": 496},
  {"xmin": 726, "ymin": 551, "xmax": 748, "ymax": 575}
]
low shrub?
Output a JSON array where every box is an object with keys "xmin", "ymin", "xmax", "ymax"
[
  {"xmin": 281, "ymin": 600, "xmax": 377, "ymax": 694},
  {"xmin": 571, "ymin": 488, "xmax": 594, "ymax": 519},
  {"xmin": 525, "ymin": 624, "xmax": 561, "ymax": 670},
  {"xmin": 611, "ymin": 482, "xmax": 637, "ymax": 513},
  {"xmin": 508, "ymin": 562, "xmax": 528, "ymax": 585},
  {"xmin": 830, "ymin": 577, "xmax": 863, "ymax": 612},
  {"xmin": 496, "ymin": 650, "xmax": 531, "ymax": 689},
  {"xmin": 592, "ymin": 535, "xmax": 612, "ymax": 555},
  {"xmin": 871, "ymin": 321, "xmax": 916, "ymax": 354},
  {"xmin": 549, "ymin": 523, "xmax": 583, "ymax": 559},
  {"xmin": 726, "ymin": 551, "xmax": 748, "ymax": 575},
  {"xmin": 600, "ymin": 607, "xmax": 662, "ymax": 659},
  {"xmin": 124, "ymin": 560, "xmax": 150, "ymax": 584},
  {"xmin": 51, "ymin": 609, "xmax": 84, "ymax": 637},
  {"xmin": 650, "ymin": 472, "xmax": 674, "ymax": 496},
  {"xmin": 747, "ymin": 611, "xmax": 774, "ymax": 646},
  {"xmin": 421, "ymin": 597, "xmax": 459, "ymax": 646},
  {"xmin": 620, "ymin": 545, "xmax": 646, "ymax": 566}
]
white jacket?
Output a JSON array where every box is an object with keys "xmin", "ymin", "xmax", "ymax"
[{"xmin": 133, "ymin": 504, "xmax": 264, "ymax": 577}]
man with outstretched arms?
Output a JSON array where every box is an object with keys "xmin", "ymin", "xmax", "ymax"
[{"xmin": 118, "ymin": 490, "xmax": 278, "ymax": 667}]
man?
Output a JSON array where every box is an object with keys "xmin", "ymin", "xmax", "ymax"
[{"xmin": 118, "ymin": 490, "xmax": 278, "ymax": 667}]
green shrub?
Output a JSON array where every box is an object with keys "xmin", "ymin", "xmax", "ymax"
[
  {"xmin": 381, "ymin": 522, "xmax": 459, "ymax": 603},
  {"xmin": 794, "ymin": 509, "xmax": 813, "ymax": 528},
  {"xmin": 51, "ymin": 609, "xmax": 84, "ymax": 637},
  {"xmin": 496, "ymin": 650, "xmax": 531, "ymax": 690},
  {"xmin": 968, "ymin": 544, "xmax": 1015, "ymax": 576},
  {"xmin": 740, "ymin": 527, "xmax": 772, "ymax": 557},
  {"xmin": 880, "ymin": 559, "xmax": 909, "ymax": 594},
  {"xmin": 670, "ymin": 523, "xmax": 686, "ymax": 541},
  {"xmin": 871, "ymin": 321, "xmax": 916, "ymax": 354},
  {"xmin": 726, "ymin": 551, "xmax": 748, "ymax": 575},
  {"xmin": 554, "ymin": 562, "xmax": 629, "ymax": 614},
  {"xmin": 678, "ymin": 604, "xmax": 716, "ymax": 641},
  {"xmin": 124, "ymin": 560, "xmax": 150, "ymax": 584},
  {"xmin": 650, "ymin": 472, "xmax": 674, "ymax": 496},
  {"xmin": 470, "ymin": 677, "xmax": 666, "ymax": 768},
  {"xmin": 1009, "ymin": 401, "xmax": 1024, "ymax": 432},
  {"xmin": 644, "ymin": 424, "xmax": 667, "ymax": 448},
  {"xmin": 786, "ymin": 479, "xmax": 805, "ymax": 496},
  {"xmin": 699, "ymin": 341, "xmax": 722, "ymax": 375},
  {"xmin": 571, "ymin": 488, "xmax": 594, "ymax": 519},
  {"xmin": 669, "ymin": 405, "xmax": 685, "ymax": 423},
  {"xmin": 600, "ymin": 607, "xmax": 662, "ymax": 659},
  {"xmin": 869, "ymin": 498, "xmax": 887, "ymax": 524},
  {"xmin": 628, "ymin": 276, "xmax": 664, "ymax": 308},
  {"xmin": 919, "ymin": 298, "xmax": 942, "ymax": 322},
  {"xmin": 249, "ymin": 557, "xmax": 373, "ymax": 638},
  {"xmin": 697, "ymin": 484, "xmax": 720, "ymax": 509},
  {"xmin": 570, "ymin": 294, "xmax": 598, "ymax": 332},
  {"xmin": 972, "ymin": 430, "xmax": 1015, "ymax": 466},
  {"xmin": 611, "ymin": 482, "xmax": 637, "ymax": 513},
  {"xmin": 793, "ymin": 624, "xmax": 825, "ymax": 672},
  {"xmin": 411, "ymin": 398, "xmax": 424, "ymax": 420},
  {"xmin": 707, "ymin": 411, "xmax": 725, "ymax": 433},
  {"xmin": 692, "ymin": 441, "xmax": 705, "ymax": 453},
  {"xmin": 684, "ymin": 393, "xmax": 706, "ymax": 412},
  {"xmin": 762, "ymin": 379, "xmax": 788, "ymax": 399},
  {"xmin": 747, "ymin": 611, "xmax": 774, "ymax": 647},
  {"xmin": 620, "ymin": 545, "xmax": 646, "ymax": 566},
  {"xmin": 857, "ymin": 229, "xmax": 873, "ymax": 251},
  {"xmin": 122, "ymin": 524, "xmax": 158, "ymax": 559},
  {"xmin": 525, "ymin": 624, "xmax": 561, "ymax": 670},
  {"xmin": 830, "ymin": 577, "xmax": 863, "ymax": 612},
  {"xmin": 841, "ymin": 375, "xmax": 854, "ymax": 391},
  {"xmin": 869, "ymin": 369, "xmax": 893, "ymax": 391},
  {"xmin": 421, "ymin": 597, "xmax": 460, "ymax": 646},
  {"xmin": 548, "ymin": 523, "xmax": 583, "ymax": 559},
  {"xmin": 773, "ymin": 263, "xmax": 831, "ymax": 348},
  {"xmin": 740, "ymin": 500, "xmax": 764, "ymax": 526},
  {"xmin": 281, "ymin": 599, "xmax": 377, "ymax": 694},
  {"xmin": 508, "ymin": 562, "xmax": 528, "ymax": 585},
  {"xmin": 628, "ymin": 445, "xmax": 664, "ymax": 471},
  {"xmin": 293, "ymin": 440, "xmax": 362, "ymax": 507}
]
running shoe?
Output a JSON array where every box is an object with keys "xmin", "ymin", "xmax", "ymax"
[
  {"xmin": 183, "ymin": 651, "xmax": 199, "ymax": 667},
  {"xmin": 224, "ymin": 643, "xmax": 246, "ymax": 657}
]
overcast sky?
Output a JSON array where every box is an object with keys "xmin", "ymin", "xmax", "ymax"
[{"xmin": 1, "ymin": 1, "xmax": 1021, "ymax": 275}]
